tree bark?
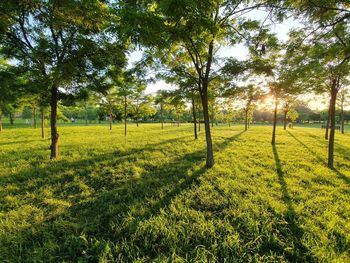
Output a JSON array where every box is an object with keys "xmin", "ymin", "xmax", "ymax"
[
  {"xmin": 245, "ymin": 109, "xmax": 248, "ymax": 131},
  {"xmin": 200, "ymin": 84, "xmax": 214, "ymax": 168},
  {"xmin": 124, "ymin": 95, "xmax": 127, "ymax": 136},
  {"xmin": 283, "ymin": 111, "xmax": 287, "ymax": 130},
  {"xmin": 191, "ymin": 95, "xmax": 198, "ymax": 140},
  {"xmin": 33, "ymin": 106, "xmax": 37, "ymax": 129},
  {"xmin": 325, "ymin": 101, "xmax": 331, "ymax": 140},
  {"xmin": 271, "ymin": 95, "xmax": 278, "ymax": 145},
  {"xmin": 41, "ymin": 109, "xmax": 45, "ymax": 139},
  {"xmin": 50, "ymin": 85, "xmax": 59, "ymax": 159},
  {"xmin": 328, "ymin": 83, "xmax": 337, "ymax": 169}
]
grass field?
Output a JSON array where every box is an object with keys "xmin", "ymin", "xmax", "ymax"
[{"xmin": 0, "ymin": 124, "xmax": 350, "ymax": 262}]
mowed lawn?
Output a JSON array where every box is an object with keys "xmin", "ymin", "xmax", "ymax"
[{"xmin": 0, "ymin": 124, "xmax": 349, "ymax": 262}]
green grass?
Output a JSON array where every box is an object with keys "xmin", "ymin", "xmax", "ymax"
[{"xmin": 0, "ymin": 124, "xmax": 349, "ymax": 262}]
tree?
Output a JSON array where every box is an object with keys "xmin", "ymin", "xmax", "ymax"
[
  {"xmin": 100, "ymin": 88, "xmax": 119, "ymax": 130},
  {"xmin": 281, "ymin": 95, "xmax": 298, "ymax": 130},
  {"xmin": 281, "ymin": 0, "xmax": 350, "ymax": 169},
  {"xmin": 155, "ymin": 90, "xmax": 169, "ymax": 130},
  {"xmin": 118, "ymin": 0, "xmax": 276, "ymax": 168},
  {"xmin": 240, "ymin": 85, "xmax": 262, "ymax": 131},
  {"xmin": 0, "ymin": 59, "xmax": 21, "ymax": 132},
  {"xmin": 168, "ymin": 91, "xmax": 186, "ymax": 127},
  {"xmin": 287, "ymin": 108, "xmax": 299, "ymax": 128},
  {"xmin": 0, "ymin": 0, "xmax": 126, "ymax": 159},
  {"xmin": 157, "ymin": 52, "xmax": 200, "ymax": 139},
  {"xmin": 285, "ymin": 29, "xmax": 350, "ymax": 168},
  {"xmin": 130, "ymin": 91, "xmax": 154, "ymax": 127}
]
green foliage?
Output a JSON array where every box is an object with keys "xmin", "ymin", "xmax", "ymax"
[{"xmin": 0, "ymin": 124, "xmax": 350, "ymax": 261}]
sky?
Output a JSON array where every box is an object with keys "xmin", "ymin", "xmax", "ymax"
[{"xmin": 127, "ymin": 9, "xmax": 330, "ymax": 111}]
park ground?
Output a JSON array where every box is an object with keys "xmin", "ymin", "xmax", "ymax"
[{"xmin": 0, "ymin": 124, "xmax": 349, "ymax": 262}]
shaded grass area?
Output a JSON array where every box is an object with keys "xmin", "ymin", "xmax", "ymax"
[{"xmin": 0, "ymin": 124, "xmax": 350, "ymax": 262}]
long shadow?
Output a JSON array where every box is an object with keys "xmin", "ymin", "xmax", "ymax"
[
  {"xmin": 272, "ymin": 144, "xmax": 313, "ymax": 262},
  {"xmin": 0, "ymin": 131, "xmax": 244, "ymax": 261},
  {"xmin": 0, "ymin": 135, "xmax": 193, "ymax": 184},
  {"xmin": 0, "ymin": 139, "xmax": 45, "ymax": 147},
  {"xmin": 287, "ymin": 131, "xmax": 350, "ymax": 186},
  {"xmin": 303, "ymin": 130, "xmax": 350, "ymax": 162}
]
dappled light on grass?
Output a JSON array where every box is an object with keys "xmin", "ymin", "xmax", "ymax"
[{"xmin": 0, "ymin": 124, "xmax": 350, "ymax": 262}]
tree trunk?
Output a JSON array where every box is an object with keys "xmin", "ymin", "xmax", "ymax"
[
  {"xmin": 198, "ymin": 112, "xmax": 201, "ymax": 132},
  {"xmin": 109, "ymin": 107, "xmax": 112, "ymax": 130},
  {"xmin": 124, "ymin": 95, "xmax": 127, "ymax": 137},
  {"xmin": 161, "ymin": 105, "xmax": 164, "ymax": 129},
  {"xmin": 245, "ymin": 109, "xmax": 248, "ymax": 131},
  {"xmin": 9, "ymin": 113, "xmax": 14, "ymax": 125},
  {"xmin": 50, "ymin": 85, "xmax": 59, "ymax": 159},
  {"xmin": 328, "ymin": 84, "xmax": 337, "ymax": 169},
  {"xmin": 341, "ymin": 98, "xmax": 344, "ymax": 134},
  {"xmin": 33, "ymin": 106, "xmax": 37, "ymax": 129},
  {"xmin": 283, "ymin": 111, "xmax": 287, "ymax": 130},
  {"xmin": 191, "ymin": 96, "xmax": 198, "ymax": 140},
  {"xmin": 271, "ymin": 95, "xmax": 278, "ymax": 145},
  {"xmin": 85, "ymin": 104, "xmax": 88, "ymax": 126},
  {"xmin": 325, "ymin": 101, "xmax": 331, "ymax": 140},
  {"xmin": 136, "ymin": 121, "xmax": 139, "ymax": 127},
  {"xmin": 200, "ymin": 85, "xmax": 214, "ymax": 168},
  {"xmin": 41, "ymin": 109, "xmax": 45, "ymax": 139}
]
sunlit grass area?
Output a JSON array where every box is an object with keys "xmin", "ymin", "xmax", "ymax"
[{"xmin": 1, "ymin": 124, "xmax": 349, "ymax": 262}]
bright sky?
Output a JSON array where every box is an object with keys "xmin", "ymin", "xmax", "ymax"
[{"xmin": 127, "ymin": 9, "xmax": 330, "ymax": 111}]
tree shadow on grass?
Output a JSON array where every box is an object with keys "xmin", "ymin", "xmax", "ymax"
[
  {"xmin": 287, "ymin": 131, "xmax": 350, "ymax": 186},
  {"xmin": 272, "ymin": 144, "xmax": 314, "ymax": 262},
  {"xmin": 0, "ymin": 131, "xmax": 244, "ymax": 261},
  {"xmin": 0, "ymin": 139, "xmax": 45, "ymax": 147}
]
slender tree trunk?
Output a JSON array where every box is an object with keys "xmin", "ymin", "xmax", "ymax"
[
  {"xmin": 201, "ymin": 84, "xmax": 214, "ymax": 168},
  {"xmin": 325, "ymin": 101, "xmax": 331, "ymax": 140},
  {"xmin": 41, "ymin": 109, "xmax": 45, "ymax": 139},
  {"xmin": 33, "ymin": 106, "xmax": 37, "ymax": 129},
  {"xmin": 283, "ymin": 111, "xmax": 287, "ymax": 130},
  {"xmin": 328, "ymin": 84, "xmax": 338, "ymax": 169},
  {"xmin": 245, "ymin": 109, "xmax": 248, "ymax": 131},
  {"xmin": 136, "ymin": 121, "xmax": 139, "ymax": 127},
  {"xmin": 191, "ymin": 96, "xmax": 198, "ymax": 140},
  {"xmin": 341, "ymin": 98, "xmax": 344, "ymax": 134},
  {"xmin": 124, "ymin": 95, "xmax": 127, "ymax": 137},
  {"xmin": 271, "ymin": 95, "xmax": 278, "ymax": 145},
  {"xmin": 161, "ymin": 105, "xmax": 164, "ymax": 129},
  {"xmin": 9, "ymin": 113, "xmax": 14, "ymax": 125},
  {"xmin": 50, "ymin": 85, "xmax": 59, "ymax": 159},
  {"xmin": 198, "ymin": 111, "xmax": 201, "ymax": 132},
  {"xmin": 109, "ymin": 107, "xmax": 112, "ymax": 130},
  {"xmin": 85, "ymin": 104, "xmax": 88, "ymax": 126}
]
